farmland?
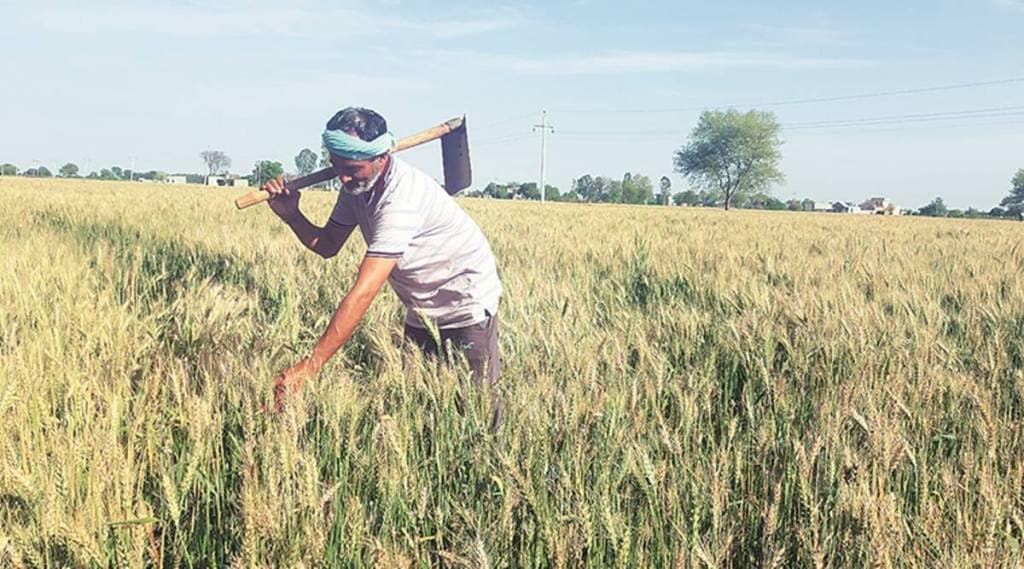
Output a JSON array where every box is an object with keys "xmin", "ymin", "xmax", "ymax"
[{"xmin": 1, "ymin": 177, "xmax": 1022, "ymax": 567}]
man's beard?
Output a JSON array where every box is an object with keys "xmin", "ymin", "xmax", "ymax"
[{"xmin": 343, "ymin": 165, "xmax": 384, "ymax": 195}]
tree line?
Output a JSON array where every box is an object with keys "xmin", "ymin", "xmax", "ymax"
[{"xmin": 4, "ymin": 115, "xmax": 1022, "ymax": 219}]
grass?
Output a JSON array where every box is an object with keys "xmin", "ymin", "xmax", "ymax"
[{"xmin": 1, "ymin": 176, "xmax": 1022, "ymax": 567}]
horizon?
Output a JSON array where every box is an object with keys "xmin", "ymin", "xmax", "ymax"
[{"xmin": 2, "ymin": 0, "xmax": 1022, "ymax": 210}]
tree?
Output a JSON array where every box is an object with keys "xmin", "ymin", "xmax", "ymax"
[
  {"xmin": 58, "ymin": 163, "xmax": 80, "ymax": 178},
  {"xmin": 674, "ymin": 109, "xmax": 784, "ymax": 210},
  {"xmin": 917, "ymin": 197, "xmax": 948, "ymax": 217},
  {"xmin": 111, "ymin": 166, "xmax": 124, "ymax": 180},
  {"xmin": 999, "ymin": 169, "xmax": 1024, "ymax": 215},
  {"xmin": 518, "ymin": 182, "xmax": 541, "ymax": 200},
  {"xmin": 787, "ymin": 199, "xmax": 802, "ymax": 211},
  {"xmin": 25, "ymin": 166, "xmax": 52, "ymax": 177},
  {"xmin": 989, "ymin": 206, "xmax": 1007, "ymax": 218},
  {"xmin": 200, "ymin": 150, "xmax": 231, "ymax": 176},
  {"xmin": 545, "ymin": 185, "xmax": 560, "ymax": 201},
  {"xmin": 676, "ymin": 190, "xmax": 698, "ymax": 206},
  {"xmin": 659, "ymin": 176, "xmax": 673, "ymax": 205},
  {"xmin": 99, "ymin": 168, "xmax": 116, "ymax": 180},
  {"xmin": 1, "ymin": 163, "xmax": 18, "ymax": 175},
  {"xmin": 251, "ymin": 161, "xmax": 284, "ymax": 186},
  {"xmin": 295, "ymin": 148, "xmax": 318, "ymax": 177},
  {"xmin": 621, "ymin": 173, "xmax": 654, "ymax": 204},
  {"xmin": 801, "ymin": 198, "xmax": 816, "ymax": 212}
]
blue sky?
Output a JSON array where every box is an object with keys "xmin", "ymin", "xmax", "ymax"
[{"xmin": 2, "ymin": 0, "xmax": 1022, "ymax": 209}]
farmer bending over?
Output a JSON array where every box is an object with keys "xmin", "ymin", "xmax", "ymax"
[{"xmin": 263, "ymin": 106, "xmax": 504, "ymax": 427}]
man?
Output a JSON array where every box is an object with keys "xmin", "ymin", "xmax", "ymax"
[{"xmin": 263, "ymin": 107, "xmax": 504, "ymax": 427}]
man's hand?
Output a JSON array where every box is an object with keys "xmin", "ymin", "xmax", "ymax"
[
  {"xmin": 270, "ymin": 357, "xmax": 320, "ymax": 413},
  {"xmin": 262, "ymin": 175, "xmax": 300, "ymax": 220}
]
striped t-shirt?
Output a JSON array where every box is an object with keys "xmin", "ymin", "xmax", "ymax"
[{"xmin": 329, "ymin": 157, "xmax": 502, "ymax": 329}]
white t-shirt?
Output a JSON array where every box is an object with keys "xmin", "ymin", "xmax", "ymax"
[{"xmin": 329, "ymin": 157, "xmax": 502, "ymax": 329}]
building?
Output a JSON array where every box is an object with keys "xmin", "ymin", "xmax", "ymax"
[
  {"xmin": 858, "ymin": 197, "xmax": 902, "ymax": 215},
  {"xmin": 166, "ymin": 175, "xmax": 188, "ymax": 185},
  {"xmin": 206, "ymin": 175, "xmax": 249, "ymax": 188}
]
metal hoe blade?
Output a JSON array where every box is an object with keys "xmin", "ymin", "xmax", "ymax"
[{"xmin": 441, "ymin": 117, "xmax": 472, "ymax": 195}]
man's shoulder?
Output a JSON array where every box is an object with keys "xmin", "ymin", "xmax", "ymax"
[{"xmin": 387, "ymin": 158, "xmax": 442, "ymax": 193}]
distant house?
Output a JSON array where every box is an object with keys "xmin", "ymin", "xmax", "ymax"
[
  {"xmin": 831, "ymin": 201, "xmax": 858, "ymax": 213},
  {"xmin": 206, "ymin": 175, "xmax": 249, "ymax": 188},
  {"xmin": 858, "ymin": 197, "xmax": 902, "ymax": 215},
  {"xmin": 166, "ymin": 175, "xmax": 188, "ymax": 185}
]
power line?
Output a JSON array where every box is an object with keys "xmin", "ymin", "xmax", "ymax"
[
  {"xmin": 550, "ymin": 104, "xmax": 1024, "ymax": 137},
  {"xmin": 785, "ymin": 104, "xmax": 1024, "ymax": 128},
  {"xmin": 550, "ymin": 76, "xmax": 1024, "ymax": 114}
]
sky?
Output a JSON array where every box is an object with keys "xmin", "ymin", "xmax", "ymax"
[{"xmin": 1, "ymin": 0, "xmax": 1022, "ymax": 209}]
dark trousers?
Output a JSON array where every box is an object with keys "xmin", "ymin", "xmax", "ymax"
[{"xmin": 403, "ymin": 310, "xmax": 503, "ymax": 429}]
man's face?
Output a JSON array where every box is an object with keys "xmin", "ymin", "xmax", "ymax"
[{"xmin": 330, "ymin": 154, "xmax": 388, "ymax": 195}]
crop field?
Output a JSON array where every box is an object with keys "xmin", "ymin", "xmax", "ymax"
[{"xmin": 1, "ymin": 177, "xmax": 1023, "ymax": 567}]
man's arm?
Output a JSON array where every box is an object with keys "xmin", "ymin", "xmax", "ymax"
[
  {"xmin": 282, "ymin": 214, "xmax": 355, "ymax": 259},
  {"xmin": 262, "ymin": 174, "xmax": 354, "ymax": 258},
  {"xmin": 272, "ymin": 255, "xmax": 398, "ymax": 409}
]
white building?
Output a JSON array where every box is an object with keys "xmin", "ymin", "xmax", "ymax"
[{"xmin": 166, "ymin": 175, "xmax": 188, "ymax": 185}]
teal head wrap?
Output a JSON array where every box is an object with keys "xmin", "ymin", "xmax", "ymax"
[{"xmin": 322, "ymin": 129, "xmax": 396, "ymax": 161}]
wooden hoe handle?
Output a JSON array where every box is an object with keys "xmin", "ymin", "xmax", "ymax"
[{"xmin": 234, "ymin": 117, "xmax": 465, "ymax": 210}]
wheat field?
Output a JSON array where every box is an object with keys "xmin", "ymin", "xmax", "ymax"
[{"xmin": 1, "ymin": 177, "xmax": 1022, "ymax": 567}]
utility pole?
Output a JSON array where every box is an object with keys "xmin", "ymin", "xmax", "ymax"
[{"xmin": 533, "ymin": 110, "xmax": 554, "ymax": 202}]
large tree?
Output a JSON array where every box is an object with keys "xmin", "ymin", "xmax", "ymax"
[
  {"xmin": 295, "ymin": 148, "xmax": 318, "ymax": 177},
  {"xmin": 1, "ymin": 163, "xmax": 18, "ymax": 175},
  {"xmin": 200, "ymin": 150, "xmax": 231, "ymax": 176},
  {"xmin": 673, "ymin": 109, "xmax": 784, "ymax": 210},
  {"xmin": 999, "ymin": 169, "xmax": 1024, "ymax": 215}
]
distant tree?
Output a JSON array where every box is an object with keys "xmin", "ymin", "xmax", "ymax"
[
  {"xmin": 200, "ymin": 150, "xmax": 231, "ymax": 177},
  {"xmin": 1, "ymin": 163, "xmax": 17, "ymax": 176},
  {"xmin": 111, "ymin": 166, "xmax": 124, "ymax": 180},
  {"xmin": 251, "ymin": 161, "xmax": 284, "ymax": 186},
  {"xmin": 964, "ymin": 207, "xmax": 982, "ymax": 219},
  {"xmin": 622, "ymin": 173, "xmax": 654, "ymax": 204},
  {"xmin": 786, "ymin": 199, "xmax": 802, "ymax": 211},
  {"xmin": 295, "ymin": 148, "xmax": 318, "ymax": 177},
  {"xmin": 58, "ymin": 163, "xmax": 80, "ymax": 178},
  {"xmin": 519, "ymin": 182, "xmax": 541, "ymax": 200},
  {"xmin": 999, "ymin": 169, "xmax": 1024, "ymax": 215},
  {"xmin": 25, "ymin": 166, "xmax": 53, "ymax": 178},
  {"xmin": 917, "ymin": 197, "xmax": 948, "ymax": 217},
  {"xmin": 545, "ymin": 184, "xmax": 560, "ymax": 201},
  {"xmin": 676, "ymin": 190, "xmax": 698, "ymax": 206},
  {"xmin": 801, "ymin": 198, "xmax": 815, "ymax": 211},
  {"xmin": 697, "ymin": 189, "xmax": 721, "ymax": 207},
  {"xmin": 99, "ymin": 168, "xmax": 116, "ymax": 180},
  {"xmin": 674, "ymin": 109, "xmax": 784, "ymax": 210},
  {"xmin": 572, "ymin": 175, "xmax": 594, "ymax": 201},
  {"xmin": 606, "ymin": 179, "xmax": 623, "ymax": 203},
  {"xmin": 989, "ymin": 206, "xmax": 1007, "ymax": 218},
  {"xmin": 765, "ymin": 197, "xmax": 787, "ymax": 211},
  {"xmin": 86, "ymin": 171, "xmax": 100, "ymax": 179},
  {"xmin": 659, "ymin": 176, "xmax": 673, "ymax": 205},
  {"xmin": 947, "ymin": 209, "xmax": 964, "ymax": 219}
]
